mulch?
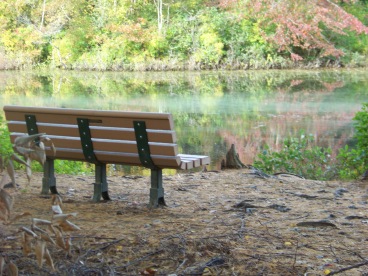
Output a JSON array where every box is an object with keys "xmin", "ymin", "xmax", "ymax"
[{"xmin": 1, "ymin": 169, "xmax": 368, "ymax": 275}]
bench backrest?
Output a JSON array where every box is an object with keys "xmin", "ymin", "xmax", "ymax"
[{"xmin": 4, "ymin": 105, "xmax": 183, "ymax": 169}]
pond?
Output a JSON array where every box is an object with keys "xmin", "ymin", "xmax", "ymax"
[{"xmin": 1, "ymin": 69, "xmax": 368, "ymax": 171}]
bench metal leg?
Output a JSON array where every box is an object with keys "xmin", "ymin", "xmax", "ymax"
[
  {"xmin": 149, "ymin": 169, "xmax": 166, "ymax": 208},
  {"xmin": 93, "ymin": 164, "xmax": 110, "ymax": 202},
  {"xmin": 42, "ymin": 158, "xmax": 57, "ymax": 195}
]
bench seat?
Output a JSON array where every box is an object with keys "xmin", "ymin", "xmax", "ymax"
[{"xmin": 3, "ymin": 105, "xmax": 210, "ymax": 207}]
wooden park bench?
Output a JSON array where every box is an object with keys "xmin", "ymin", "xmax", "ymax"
[{"xmin": 3, "ymin": 105, "xmax": 210, "ymax": 207}]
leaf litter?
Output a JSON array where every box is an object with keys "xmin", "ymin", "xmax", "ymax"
[{"xmin": 0, "ymin": 169, "xmax": 368, "ymax": 275}]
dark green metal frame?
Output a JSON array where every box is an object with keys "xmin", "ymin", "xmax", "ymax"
[
  {"xmin": 25, "ymin": 114, "xmax": 57, "ymax": 195},
  {"xmin": 23, "ymin": 115, "xmax": 165, "ymax": 207},
  {"xmin": 77, "ymin": 118, "xmax": 110, "ymax": 201},
  {"xmin": 134, "ymin": 121, "xmax": 166, "ymax": 207}
]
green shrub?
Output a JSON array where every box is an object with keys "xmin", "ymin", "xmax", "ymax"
[
  {"xmin": 353, "ymin": 103, "xmax": 368, "ymax": 151},
  {"xmin": 254, "ymin": 103, "xmax": 368, "ymax": 180},
  {"xmin": 0, "ymin": 116, "xmax": 12, "ymax": 156},
  {"xmin": 335, "ymin": 145, "xmax": 366, "ymax": 180},
  {"xmin": 334, "ymin": 102, "xmax": 368, "ymax": 179},
  {"xmin": 254, "ymin": 132, "xmax": 333, "ymax": 180}
]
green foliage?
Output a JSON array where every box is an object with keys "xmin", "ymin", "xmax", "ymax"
[
  {"xmin": 335, "ymin": 102, "xmax": 368, "ymax": 179},
  {"xmin": 254, "ymin": 103, "xmax": 368, "ymax": 180},
  {"xmin": 335, "ymin": 145, "xmax": 366, "ymax": 179},
  {"xmin": 254, "ymin": 132, "xmax": 333, "ymax": 180},
  {"xmin": 0, "ymin": 116, "xmax": 12, "ymax": 156},
  {"xmin": 352, "ymin": 103, "xmax": 368, "ymax": 150},
  {"xmin": 0, "ymin": 0, "xmax": 367, "ymax": 69},
  {"xmin": 54, "ymin": 160, "xmax": 94, "ymax": 175},
  {"xmin": 27, "ymin": 159, "xmax": 93, "ymax": 175}
]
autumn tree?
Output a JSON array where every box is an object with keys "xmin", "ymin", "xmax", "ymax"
[{"xmin": 219, "ymin": 0, "xmax": 368, "ymax": 61}]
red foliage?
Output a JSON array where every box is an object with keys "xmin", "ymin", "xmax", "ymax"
[{"xmin": 218, "ymin": 0, "xmax": 368, "ymax": 59}]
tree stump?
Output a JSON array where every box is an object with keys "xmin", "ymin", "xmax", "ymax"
[{"xmin": 223, "ymin": 144, "xmax": 246, "ymax": 169}]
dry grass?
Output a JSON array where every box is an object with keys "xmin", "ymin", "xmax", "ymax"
[{"xmin": 1, "ymin": 169, "xmax": 368, "ymax": 275}]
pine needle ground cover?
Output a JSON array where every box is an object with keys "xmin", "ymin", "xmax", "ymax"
[{"xmin": 1, "ymin": 170, "xmax": 367, "ymax": 275}]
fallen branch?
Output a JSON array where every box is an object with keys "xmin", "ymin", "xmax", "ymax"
[
  {"xmin": 327, "ymin": 260, "xmax": 368, "ymax": 275},
  {"xmin": 97, "ymin": 238, "xmax": 125, "ymax": 251},
  {"xmin": 116, "ymin": 249, "xmax": 163, "ymax": 268}
]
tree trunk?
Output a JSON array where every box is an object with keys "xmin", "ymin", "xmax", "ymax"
[{"xmin": 224, "ymin": 144, "xmax": 246, "ymax": 169}]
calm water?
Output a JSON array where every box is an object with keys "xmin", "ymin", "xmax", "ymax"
[{"xmin": 1, "ymin": 69, "xmax": 368, "ymax": 170}]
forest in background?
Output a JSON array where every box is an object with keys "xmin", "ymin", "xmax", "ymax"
[{"xmin": 0, "ymin": 0, "xmax": 368, "ymax": 71}]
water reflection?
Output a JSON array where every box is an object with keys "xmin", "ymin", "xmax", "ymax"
[{"xmin": 1, "ymin": 69, "xmax": 368, "ymax": 170}]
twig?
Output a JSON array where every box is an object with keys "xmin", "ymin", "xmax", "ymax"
[
  {"xmin": 327, "ymin": 260, "xmax": 368, "ymax": 275},
  {"xmin": 77, "ymin": 238, "xmax": 125, "ymax": 261},
  {"xmin": 292, "ymin": 240, "xmax": 299, "ymax": 268},
  {"xmin": 97, "ymin": 238, "xmax": 125, "ymax": 251},
  {"xmin": 175, "ymin": 258, "xmax": 187, "ymax": 273},
  {"xmin": 273, "ymin": 172, "xmax": 305, "ymax": 179},
  {"xmin": 116, "ymin": 249, "xmax": 163, "ymax": 268},
  {"xmin": 329, "ymin": 244, "xmax": 339, "ymax": 263}
]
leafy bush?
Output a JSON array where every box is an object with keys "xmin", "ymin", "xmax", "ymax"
[
  {"xmin": 335, "ymin": 145, "xmax": 366, "ymax": 180},
  {"xmin": 335, "ymin": 102, "xmax": 368, "ymax": 179},
  {"xmin": 353, "ymin": 103, "xmax": 368, "ymax": 151},
  {"xmin": 0, "ymin": 116, "xmax": 13, "ymax": 156},
  {"xmin": 254, "ymin": 103, "xmax": 368, "ymax": 180},
  {"xmin": 254, "ymin": 132, "xmax": 333, "ymax": 180}
]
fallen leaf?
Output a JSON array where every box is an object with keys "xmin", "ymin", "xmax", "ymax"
[
  {"xmin": 8, "ymin": 212, "xmax": 32, "ymax": 224},
  {"xmin": 14, "ymin": 133, "xmax": 45, "ymax": 147},
  {"xmin": 35, "ymin": 240, "xmax": 46, "ymax": 268},
  {"xmin": 29, "ymin": 147, "xmax": 46, "ymax": 165},
  {"xmin": 26, "ymin": 158, "xmax": 32, "ymax": 183},
  {"xmin": 51, "ymin": 194, "xmax": 63, "ymax": 206},
  {"xmin": 140, "ymin": 267, "xmax": 157, "ymax": 275},
  {"xmin": 65, "ymin": 236, "xmax": 72, "ymax": 255},
  {"xmin": 202, "ymin": 267, "xmax": 215, "ymax": 276},
  {"xmin": 21, "ymin": 232, "xmax": 33, "ymax": 256},
  {"xmin": 19, "ymin": 226, "xmax": 38, "ymax": 238},
  {"xmin": 52, "ymin": 213, "xmax": 77, "ymax": 222},
  {"xmin": 6, "ymin": 160, "xmax": 16, "ymax": 188},
  {"xmin": 0, "ymin": 173, "xmax": 9, "ymax": 189},
  {"xmin": 32, "ymin": 218, "xmax": 52, "ymax": 226},
  {"xmin": 59, "ymin": 220, "xmax": 81, "ymax": 231},
  {"xmin": 6, "ymin": 261, "xmax": 18, "ymax": 276},
  {"xmin": 10, "ymin": 153, "xmax": 29, "ymax": 167},
  {"xmin": 40, "ymin": 232, "xmax": 56, "ymax": 245},
  {"xmin": 0, "ymin": 256, "xmax": 5, "ymax": 276},
  {"xmin": 52, "ymin": 205, "xmax": 63, "ymax": 214},
  {"xmin": 0, "ymin": 188, "xmax": 13, "ymax": 211},
  {"xmin": 13, "ymin": 146, "xmax": 34, "ymax": 158},
  {"xmin": 44, "ymin": 248, "xmax": 56, "ymax": 271},
  {"xmin": 53, "ymin": 226, "xmax": 66, "ymax": 250}
]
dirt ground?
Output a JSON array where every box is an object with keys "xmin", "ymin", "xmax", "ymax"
[{"xmin": 1, "ymin": 169, "xmax": 368, "ymax": 276}]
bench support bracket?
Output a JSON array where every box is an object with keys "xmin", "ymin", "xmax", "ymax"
[
  {"xmin": 134, "ymin": 121, "xmax": 166, "ymax": 207},
  {"xmin": 77, "ymin": 118, "xmax": 110, "ymax": 202},
  {"xmin": 42, "ymin": 158, "xmax": 57, "ymax": 195},
  {"xmin": 25, "ymin": 115, "xmax": 57, "ymax": 195},
  {"xmin": 150, "ymin": 169, "xmax": 166, "ymax": 208},
  {"xmin": 94, "ymin": 164, "xmax": 110, "ymax": 201}
]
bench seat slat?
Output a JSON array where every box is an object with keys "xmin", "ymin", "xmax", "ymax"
[
  {"xmin": 178, "ymin": 154, "xmax": 211, "ymax": 166},
  {"xmin": 179, "ymin": 156, "xmax": 201, "ymax": 167},
  {"xmin": 5, "ymin": 107, "xmax": 174, "ymax": 130},
  {"xmin": 45, "ymin": 148, "xmax": 181, "ymax": 168},
  {"xmin": 7, "ymin": 122, "xmax": 177, "ymax": 143},
  {"xmin": 10, "ymin": 134, "xmax": 178, "ymax": 156}
]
